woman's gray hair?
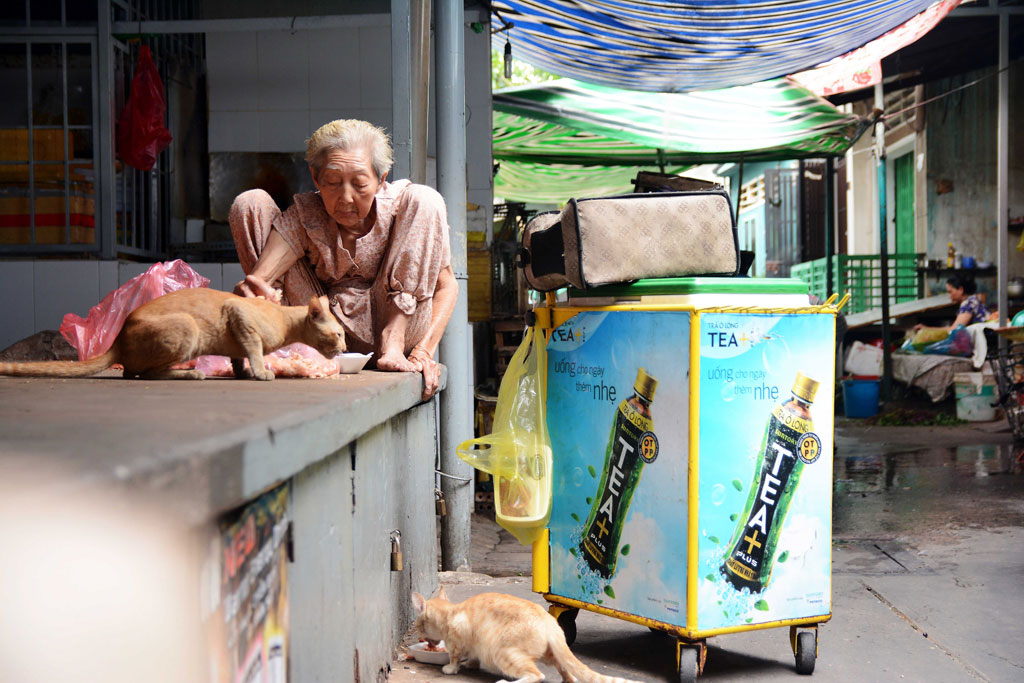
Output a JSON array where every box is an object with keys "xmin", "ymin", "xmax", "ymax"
[{"xmin": 305, "ymin": 119, "xmax": 394, "ymax": 179}]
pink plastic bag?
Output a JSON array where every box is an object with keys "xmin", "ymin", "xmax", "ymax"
[
  {"xmin": 194, "ymin": 343, "xmax": 340, "ymax": 379},
  {"xmin": 116, "ymin": 45, "xmax": 173, "ymax": 171},
  {"xmin": 59, "ymin": 259, "xmax": 210, "ymax": 361}
]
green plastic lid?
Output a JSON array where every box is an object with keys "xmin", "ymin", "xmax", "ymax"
[{"xmin": 569, "ymin": 276, "xmax": 810, "ymax": 297}]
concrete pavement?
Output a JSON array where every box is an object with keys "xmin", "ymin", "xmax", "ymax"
[{"xmin": 391, "ymin": 423, "xmax": 1024, "ymax": 682}]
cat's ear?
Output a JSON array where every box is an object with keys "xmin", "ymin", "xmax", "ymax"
[
  {"xmin": 411, "ymin": 592, "xmax": 427, "ymax": 614},
  {"xmin": 307, "ymin": 296, "xmax": 325, "ymax": 320},
  {"xmin": 436, "ymin": 586, "xmax": 448, "ymax": 601}
]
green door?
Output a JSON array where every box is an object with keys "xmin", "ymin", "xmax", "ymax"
[{"xmin": 894, "ymin": 153, "xmax": 915, "ymax": 302}]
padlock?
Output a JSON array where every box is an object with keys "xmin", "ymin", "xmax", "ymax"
[
  {"xmin": 435, "ymin": 489, "xmax": 447, "ymax": 517},
  {"xmin": 390, "ymin": 530, "xmax": 403, "ymax": 572}
]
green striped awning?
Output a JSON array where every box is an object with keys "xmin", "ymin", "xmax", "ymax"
[
  {"xmin": 494, "ymin": 77, "xmax": 871, "ymax": 165},
  {"xmin": 492, "ymin": 77, "xmax": 871, "ymax": 203},
  {"xmin": 494, "ymin": 159, "xmax": 692, "ymax": 205}
]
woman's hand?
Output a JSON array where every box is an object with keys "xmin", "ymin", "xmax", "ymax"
[
  {"xmin": 234, "ymin": 274, "xmax": 282, "ymax": 303},
  {"xmin": 375, "ymin": 346, "xmax": 440, "ymax": 401},
  {"xmin": 234, "ymin": 229, "xmax": 297, "ymax": 303},
  {"xmin": 409, "ymin": 345, "xmax": 440, "ymax": 400}
]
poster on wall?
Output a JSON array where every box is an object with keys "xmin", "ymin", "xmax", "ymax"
[
  {"xmin": 696, "ymin": 312, "xmax": 834, "ymax": 630},
  {"xmin": 206, "ymin": 483, "xmax": 290, "ymax": 683},
  {"xmin": 546, "ymin": 310, "xmax": 690, "ymax": 627}
]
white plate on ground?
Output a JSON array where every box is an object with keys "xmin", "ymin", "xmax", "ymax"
[
  {"xmin": 409, "ymin": 640, "xmax": 449, "ymax": 665},
  {"xmin": 336, "ymin": 352, "xmax": 372, "ymax": 374}
]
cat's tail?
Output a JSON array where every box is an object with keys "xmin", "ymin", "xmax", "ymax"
[
  {"xmin": 0, "ymin": 348, "xmax": 117, "ymax": 378},
  {"xmin": 549, "ymin": 635, "xmax": 645, "ymax": 683}
]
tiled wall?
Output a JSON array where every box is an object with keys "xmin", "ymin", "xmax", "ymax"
[
  {"xmin": 206, "ymin": 23, "xmax": 394, "ymax": 154},
  {"xmin": 205, "ymin": 11, "xmax": 494, "ymax": 236},
  {"xmin": 0, "ymin": 262, "xmax": 244, "ymax": 350}
]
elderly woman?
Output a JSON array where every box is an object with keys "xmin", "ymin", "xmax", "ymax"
[
  {"xmin": 229, "ymin": 119, "xmax": 457, "ymax": 399},
  {"xmin": 913, "ymin": 273, "xmax": 991, "ymax": 334}
]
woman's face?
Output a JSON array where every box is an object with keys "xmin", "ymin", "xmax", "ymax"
[
  {"xmin": 946, "ymin": 282, "xmax": 966, "ymax": 304},
  {"xmin": 311, "ymin": 147, "xmax": 385, "ymax": 231}
]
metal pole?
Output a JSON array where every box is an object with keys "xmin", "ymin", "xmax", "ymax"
[
  {"xmin": 390, "ymin": 0, "xmax": 412, "ymax": 181},
  {"xmin": 390, "ymin": 0, "xmax": 429, "ymax": 181},
  {"xmin": 436, "ymin": 0, "xmax": 472, "ymax": 571},
  {"xmin": 96, "ymin": 0, "xmax": 116, "ymax": 259},
  {"xmin": 734, "ymin": 155, "xmax": 744, "ymax": 219},
  {"xmin": 411, "ymin": 0, "xmax": 431, "ymax": 185},
  {"xmin": 875, "ymin": 82, "xmax": 892, "ymax": 401},
  {"xmin": 825, "ymin": 157, "xmax": 835, "ymax": 298},
  {"xmin": 797, "ymin": 159, "xmax": 805, "ymax": 265},
  {"xmin": 997, "ymin": 12, "xmax": 1009, "ymax": 328}
]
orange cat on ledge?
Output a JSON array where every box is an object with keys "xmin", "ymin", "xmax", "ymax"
[{"xmin": 0, "ymin": 289, "xmax": 345, "ymax": 380}]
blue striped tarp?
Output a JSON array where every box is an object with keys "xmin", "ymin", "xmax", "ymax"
[{"xmin": 492, "ymin": 0, "xmax": 937, "ymax": 92}]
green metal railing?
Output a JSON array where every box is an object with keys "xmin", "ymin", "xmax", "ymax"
[{"xmin": 791, "ymin": 253, "xmax": 924, "ymax": 315}]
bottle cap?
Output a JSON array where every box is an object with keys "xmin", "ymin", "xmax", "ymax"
[
  {"xmin": 634, "ymin": 368, "xmax": 657, "ymax": 402},
  {"xmin": 791, "ymin": 372, "xmax": 819, "ymax": 403}
]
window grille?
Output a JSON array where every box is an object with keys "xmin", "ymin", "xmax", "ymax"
[
  {"xmin": 0, "ymin": 0, "xmax": 203, "ymax": 258},
  {"xmin": 738, "ymin": 176, "xmax": 764, "ymax": 213}
]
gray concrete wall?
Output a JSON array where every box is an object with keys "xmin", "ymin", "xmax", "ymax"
[
  {"xmin": 925, "ymin": 64, "xmax": 1024, "ymax": 274},
  {"xmin": 291, "ymin": 401, "xmax": 437, "ymax": 682}
]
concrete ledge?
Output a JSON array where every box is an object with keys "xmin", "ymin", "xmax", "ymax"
[
  {"xmin": 0, "ymin": 368, "xmax": 446, "ymax": 681},
  {"xmin": 0, "ymin": 368, "xmax": 446, "ymax": 523}
]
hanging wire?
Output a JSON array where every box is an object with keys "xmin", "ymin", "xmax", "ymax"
[
  {"xmin": 435, "ymin": 469, "xmax": 473, "ymax": 483},
  {"xmin": 881, "ymin": 64, "xmax": 1013, "ymax": 122},
  {"xmin": 492, "ymin": 10, "xmax": 515, "ymax": 79}
]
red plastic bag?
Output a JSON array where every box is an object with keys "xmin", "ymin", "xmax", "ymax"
[
  {"xmin": 59, "ymin": 260, "xmax": 210, "ymax": 361},
  {"xmin": 116, "ymin": 45, "xmax": 173, "ymax": 171}
]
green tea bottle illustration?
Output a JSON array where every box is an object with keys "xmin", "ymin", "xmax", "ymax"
[
  {"xmin": 722, "ymin": 372, "xmax": 820, "ymax": 592},
  {"xmin": 580, "ymin": 368, "xmax": 658, "ymax": 578}
]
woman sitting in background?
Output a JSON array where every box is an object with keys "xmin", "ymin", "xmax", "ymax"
[{"xmin": 914, "ymin": 273, "xmax": 991, "ymax": 334}]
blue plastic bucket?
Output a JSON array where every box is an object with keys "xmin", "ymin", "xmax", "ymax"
[{"xmin": 842, "ymin": 379, "xmax": 880, "ymax": 418}]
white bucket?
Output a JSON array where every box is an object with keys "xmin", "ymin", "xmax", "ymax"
[
  {"xmin": 844, "ymin": 340, "xmax": 884, "ymax": 377},
  {"xmin": 953, "ymin": 372, "xmax": 997, "ymax": 422}
]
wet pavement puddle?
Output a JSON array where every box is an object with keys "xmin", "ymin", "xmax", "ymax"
[{"xmin": 832, "ymin": 443, "xmax": 1024, "ymax": 543}]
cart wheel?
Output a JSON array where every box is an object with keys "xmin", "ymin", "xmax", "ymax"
[
  {"xmin": 554, "ymin": 608, "xmax": 578, "ymax": 646},
  {"xmin": 678, "ymin": 646, "xmax": 699, "ymax": 683},
  {"xmin": 795, "ymin": 631, "xmax": 816, "ymax": 675}
]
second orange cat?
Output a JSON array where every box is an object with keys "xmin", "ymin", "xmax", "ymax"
[{"xmin": 412, "ymin": 588, "xmax": 644, "ymax": 683}]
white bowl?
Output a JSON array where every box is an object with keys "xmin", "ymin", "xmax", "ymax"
[
  {"xmin": 409, "ymin": 640, "xmax": 449, "ymax": 665},
  {"xmin": 336, "ymin": 352, "xmax": 372, "ymax": 374}
]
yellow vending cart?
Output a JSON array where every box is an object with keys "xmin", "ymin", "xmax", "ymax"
[{"xmin": 529, "ymin": 277, "xmax": 845, "ymax": 681}]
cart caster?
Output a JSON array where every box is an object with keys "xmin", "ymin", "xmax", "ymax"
[
  {"xmin": 790, "ymin": 626, "xmax": 817, "ymax": 675},
  {"xmin": 676, "ymin": 639, "xmax": 706, "ymax": 683},
  {"xmin": 549, "ymin": 605, "xmax": 578, "ymax": 646},
  {"xmin": 678, "ymin": 647, "xmax": 698, "ymax": 683}
]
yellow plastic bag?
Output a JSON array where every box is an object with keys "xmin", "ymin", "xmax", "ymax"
[
  {"xmin": 457, "ymin": 327, "xmax": 552, "ymax": 545},
  {"xmin": 905, "ymin": 327, "xmax": 950, "ymax": 350}
]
